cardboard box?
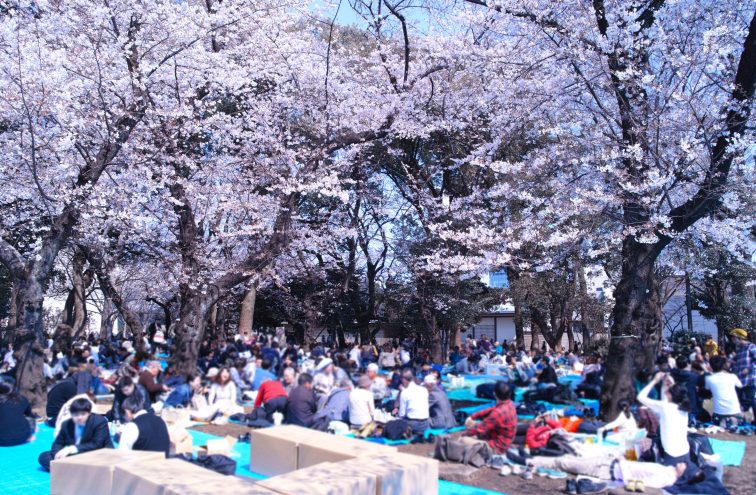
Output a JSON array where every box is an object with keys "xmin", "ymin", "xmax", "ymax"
[
  {"xmin": 168, "ymin": 425, "xmax": 194, "ymax": 456},
  {"xmin": 197, "ymin": 435, "xmax": 237, "ymax": 457},
  {"xmin": 164, "ymin": 476, "xmax": 279, "ymax": 495},
  {"xmin": 111, "ymin": 458, "xmax": 227, "ymax": 495},
  {"xmin": 162, "ymin": 407, "xmax": 193, "ymax": 426},
  {"xmin": 249, "ymin": 427, "xmax": 303, "ymax": 476},
  {"xmin": 338, "ymin": 453, "xmax": 439, "ymax": 495},
  {"xmin": 296, "ymin": 433, "xmax": 397, "ymax": 469},
  {"xmin": 93, "ymin": 402, "xmax": 112, "ymax": 415},
  {"xmin": 50, "ymin": 449, "xmax": 165, "ymax": 495},
  {"xmin": 258, "ymin": 462, "xmax": 376, "ymax": 495}
]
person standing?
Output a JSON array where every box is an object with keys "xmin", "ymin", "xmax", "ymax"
[
  {"xmin": 729, "ymin": 328, "xmax": 755, "ymax": 422},
  {"xmin": 38, "ymin": 398, "xmax": 112, "ymax": 471}
]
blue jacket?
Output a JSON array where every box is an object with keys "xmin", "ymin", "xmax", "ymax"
[{"xmin": 164, "ymin": 383, "xmax": 192, "ymax": 408}]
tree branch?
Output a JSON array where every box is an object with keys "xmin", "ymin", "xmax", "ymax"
[
  {"xmin": 0, "ymin": 238, "xmax": 26, "ymax": 278},
  {"xmin": 663, "ymin": 11, "xmax": 756, "ymax": 238}
]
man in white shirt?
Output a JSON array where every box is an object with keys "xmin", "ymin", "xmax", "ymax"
[
  {"xmin": 366, "ymin": 363, "xmax": 387, "ymax": 403},
  {"xmin": 393, "ymin": 368, "xmax": 429, "ymax": 434},
  {"xmin": 349, "ymin": 343, "xmax": 362, "ymax": 368},
  {"xmin": 705, "ymin": 355, "xmax": 744, "ymax": 428},
  {"xmin": 349, "ymin": 375, "xmax": 375, "ymax": 428}
]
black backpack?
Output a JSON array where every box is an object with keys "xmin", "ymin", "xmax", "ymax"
[{"xmin": 383, "ymin": 419, "xmax": 413, "ymax": 440}]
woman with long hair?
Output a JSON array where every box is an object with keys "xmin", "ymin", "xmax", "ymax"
[{"xmin": 208, "ymin": 367, "xmax": 238, "ymax": 417}]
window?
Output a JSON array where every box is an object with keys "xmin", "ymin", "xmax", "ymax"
[{"xmin": 488, "ymin": 270, "xmax": 508, "ymax": 288}]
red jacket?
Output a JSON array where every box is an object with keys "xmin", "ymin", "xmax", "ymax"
[
  {"xmin": 254, "ymin": 380, "xmax": 287, "ymax": 408},
  {"xmin": 525, "ymin": 418, "xmax": 560, "ymax": 449}
]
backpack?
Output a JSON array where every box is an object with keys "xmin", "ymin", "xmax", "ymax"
[
  {"xmin": 432, "ymin": 435, "xmax": 490, "ymax": 467},
  {"xmin": 175, "ymin": 453, "xmax": 237, "ymax": 475},
  {"xmin": 383, "ymin": 419, "xmax": 413, "ymax": 440}
]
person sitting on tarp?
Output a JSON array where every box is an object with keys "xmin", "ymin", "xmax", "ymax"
[
  {"xmin": 249, "ymin": 374, "xmax": 288, "ymax": 424},
  {"xmin": 424, "ymin": 374, "xmax": 456, "ymax": 429},
  {"xmin": 38, "ymin": 397, "xmax": 112, "ymax": 471},
  {"xmin": 706, "ymin": 355, "xmax": 744, "ymax": 429},
  {"xmin": 454, "ymin": 352, "xmax": 482, "ymax": 375},
  {"xmin": 117, "ymin": 395, "xmax": 170, "ymax": 456},
  {"xmin": 463, "ymin": 381, "xmax": 516, "ymax": 454},
  {"xmin": 45, "ymin": 372, "xmax": 77, "ymax": 427},
  {"xmin": 109, "ymin": 375, "xmax": 151, "ymax": 423},
  {"xmin": 163, "ymin": 374, "xmax": 202, "ymax": 409},
  {"xmin": 285, "ymin": 373, "xmax": 317, "ymax": 427},
  {"xmin": 597, "ymin": 399, "xmax": 637, "ymax": 439},
  {"xmin": 312, "ymin": 377, "xmax": 352, "ymax": 430},
  {"xmin": 0, "ymin": 379, "xmax": 35, "ymax": 447},
  {"xmin": 393, "ymin": 368, "xmax": 430, "ymax": 434}
]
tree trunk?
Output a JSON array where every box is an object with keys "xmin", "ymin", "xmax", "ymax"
[
  {"xmin": 600, "ymin": 239, "xmax": 663, "ymax": 420},
  {"xmin": 530, "ymin": 321, "xmax": 540, "ymax": 351},
  {"xmin": 507, "ymin": 268, "xmax": 526, "ymax": 349},
  {"xmin": 238, "ymin": 286, "xmax": 256, "ymax": 337},
  {"xmin": 12, "ymin": 276, "xmax": 48, "ymax": 407},
  {"xmin": 100, "ymin": 295, "xmax": 113, "ymax": 341},
  {"xmin": 566, "ymin": 323, "xmax": 575, "ymax": 352},
  {"xmin": 171, "ymin": 291, "xmax": 215, "ymax": 376},
  {"xmin": 81, "ymin": 246, "xmax": 145, "ymax": 351}
]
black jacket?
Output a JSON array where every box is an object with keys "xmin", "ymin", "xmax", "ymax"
[
  {"xmin": 46, "ymin": 379, "xmax": 77, "ymax": 424},
  {"xmin": 285, "ymin": 385, "xmax": 317, "ymax": 427},
  {"xmin": 109, "ymin": 384, "xmax": 150, "ymax": 423},
  {"xmin": 51, "ymin": 414, "xmax": 113, "ymax": 458}
]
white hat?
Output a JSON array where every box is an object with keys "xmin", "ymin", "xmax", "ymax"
[
  {"xmin": 315, "ymin": 358, "xmax": 333, "ymax": 372},
  {"xmin": 206, "ymin": 367, "xmax": 219, "ymax": 379},
  {"xmin": 423, "ymin": 374, "xmax": 438, "ymax": 385},
  {"xmin": 366, "ymin": 363, "xmax": 379, "ymax": 372}
]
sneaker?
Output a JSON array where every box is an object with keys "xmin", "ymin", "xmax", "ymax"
[
  {"xmin": 540, "ymin": 468, "xmax": 568, "ymax": 479},
  {"xmin": 576, "ymin": 478, "xmax": 607, "ymax": 494},
  {"xmin": 565, "ymin": 479, "xmax": 577, "ymax": 495},
  {"xmin": 510, "ymin": 464, "xmax": 525, "ymax": 475},
  {"xmin": 634, "ymin": 480, "xmax": 645, "ymax": 493},
  {"xmin": 499, "ymin": 465, "xmax": 512, "ymax": 476},
  {"xmin": 520, "ymin": 467, "xmax": 534, "ymax": 480}
]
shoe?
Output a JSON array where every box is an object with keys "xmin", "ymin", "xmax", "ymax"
[
  {"xmin": 520, "ymin": 467, "xmax": 534, "ymax": 480},
  {"xmin": 635, "ymin": 480, "xmax": 645, "ymax": 492},
  {"xmin": 576, "ymin": 478, "xmax": 607, "ymax": 494},
  {"xmin": 625, "ymin": 480, "xmax": 636, "ymax": 492},
  {"xmin": 510, "ymin": 464, "xmax": 525, "ymax": 475},
  {"xmin": 499, "ymin": 465, "xmax": 512, "ymax": 476},
  {"xmin": 537, "ymin": 467, "xmax": 567, "ymax": 479},
  {"xmin": 565, "ymin": 479, "xmax": 577, "ymax": 495}
]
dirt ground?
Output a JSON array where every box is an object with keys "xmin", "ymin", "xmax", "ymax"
[{"xmin": 193, "ymin": 420, "xmax": 756, "ymax": 495}]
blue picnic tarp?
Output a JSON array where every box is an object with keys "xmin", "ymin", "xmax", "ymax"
[{"xmin": 0, "ymin": 424, "xmax": 507, "ymax": 495}]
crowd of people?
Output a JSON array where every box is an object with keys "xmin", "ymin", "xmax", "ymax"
[{"xmin": 0, "ymin": 325, "xmax": 753, "ymax": 493}]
